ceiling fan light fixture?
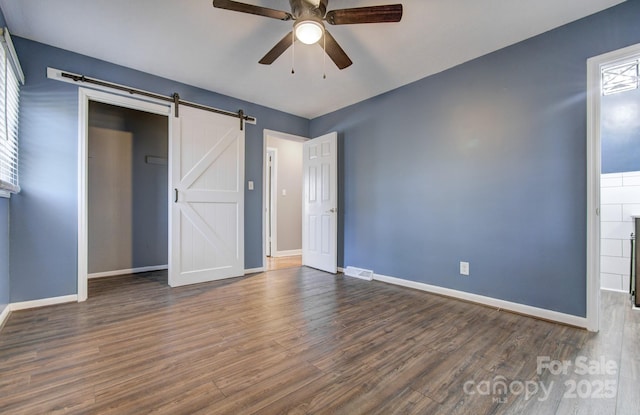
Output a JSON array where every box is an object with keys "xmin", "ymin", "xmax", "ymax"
[
  {"xmin": 295, "ymin": 20, "xmax": 324, "ymax": 45},
  {"xmin": 213, "ymin": 0, "xmax": 403, "ymax": 70}
]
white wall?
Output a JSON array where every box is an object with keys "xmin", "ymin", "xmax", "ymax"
[{"xmin": 600, "ymin": 171, "xmax": 640, "ymax": 291}]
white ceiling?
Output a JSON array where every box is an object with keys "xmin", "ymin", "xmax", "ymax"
[{"xmin": 0, "ymin": 0, "xmax": 626, "ymax": 119}]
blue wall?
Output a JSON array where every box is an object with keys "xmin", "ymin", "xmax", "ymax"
[
  {"xmin": 0, "ymin": 6, "xmax": 9, "ymax": 317},
  {"xmin": 10, "ymin": 37, "xmax": 309, "ymax": 302},
  {"xmin": 601, "ymin": 86, "xmax": 640, "ymax": 173},
  {"xmin": 310, "ymin": 1, "xmax": 640, "ymax": 317},
  {"xmin": 7, "ymin": 2, "xmax": 640, "ymax": 317},
  {"xmin": 0, "ymin": 198, "xmax": 8, "ymax": 314}
]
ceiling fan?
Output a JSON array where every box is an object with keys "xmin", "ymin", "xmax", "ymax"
[{"xmin": 212, "ymin": 0, "xmax": 403, "ymax": 70}]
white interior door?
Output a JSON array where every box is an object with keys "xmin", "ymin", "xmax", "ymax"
[
  {"xmin": 302, "ymin": 132, "xmax": 337, "ymax": 273},
  {"xmin": 170, "ymin": 106, "xmax": 244, "ymax": 287}
]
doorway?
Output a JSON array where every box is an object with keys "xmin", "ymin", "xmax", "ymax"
[
  {"xmin": 598, "ymin": 60, "xmax": 640, "ymax": 294},
  {"xmin": 263, "ymin": 130, "xmax": 306, "ymax": 271},
  {"xmin": 78, "ymin": 86, "xmax": 248, "ymax": 299},
  {"xmin": 78, "ymin": 88, "xmax": 172, "ymax": 301},
  {"xmin": 586, "ymin": 42, "xmax": 640, "ymax": 331},
  {"xmin": 87, "ymin": 101, "xmax": 169, "ymax": 285}
]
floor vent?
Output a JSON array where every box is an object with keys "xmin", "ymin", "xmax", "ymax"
[{"xmin": 344, "ymin": 266, "xmax": 373, "ymax": 281}]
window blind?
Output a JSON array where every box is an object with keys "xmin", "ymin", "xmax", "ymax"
[{"xmin": 0, "ymin": 28, "xmax": 23, "ymax": 195}]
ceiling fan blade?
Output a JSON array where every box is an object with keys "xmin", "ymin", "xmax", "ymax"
[
  {"xmin": 259, "ymin": 31, "xmax": 294, "ymax": 65},
  {"xmin": 212, "ymin": 0, "xmax": 293, "ymax": 21},
  {"xmin": 325, "ymin": 4, "xmax": 403, "ymax": 25},
  {"xmin": 319, "ymin": 30, "xmax": 353, "ymax": 70}
]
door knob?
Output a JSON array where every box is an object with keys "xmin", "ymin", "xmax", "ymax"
[{"xmin": 327, "ymin": 208, "xmax": 337, "ymax": 213}]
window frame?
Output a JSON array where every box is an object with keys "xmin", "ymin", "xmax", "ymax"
[
  {"xmin": 601, "ymin": 59, "xmax": 639, "ymax": 96},
  {"xmin": 0, "ymin": 27, "xmax": 24, "ymax": 198}
]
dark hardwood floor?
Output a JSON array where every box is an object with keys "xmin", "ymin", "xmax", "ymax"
[{"xmin": 0, "ymin": 267, "xmax": 638, "ymax": 414}]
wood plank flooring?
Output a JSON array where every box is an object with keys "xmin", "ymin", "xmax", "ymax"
[
  {"xmin": 266, "ymin": 255, "xmax": 302, "ymax": 271},
  {"xmin": 0, "ymin": 267, "xmax": 638, "ymax": 414}
]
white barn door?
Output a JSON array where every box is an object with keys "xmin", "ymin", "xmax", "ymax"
[
  {"xmin": 170, "ymin": 106, "xmax": 244, "ymax": 287},
  {"xmin": 302, "ymin": 132, "xmax": 337, "ymax": 273}
]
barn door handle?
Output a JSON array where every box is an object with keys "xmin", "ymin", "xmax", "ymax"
[{"xmin": 174, "ymin": 188, "xmax": 178, "ymax": 203}]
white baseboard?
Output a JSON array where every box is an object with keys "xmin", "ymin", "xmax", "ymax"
[
  {"xmin": 245, "ymin": 267, "xmax": 265, "ymax": 275},
  {"xmin": 0, "ymin": 295, "xmax": 79, "ymax": 333},
  {"xmin": 10, "ymin": 295, "xmax": 78, "ymax": 311},
  {"xmin": 0, "ymin": 304, "xmax": 10, "ymax": 329},
  {"xmin": 272, "ymin": 249, "xmax": 302, "ymax": 258},
  {"xmin": 600, "ymin": 287, "xmax": 628, "ymax": 293},
  {"xmin": 373, "ymin": 273, "xmax": 588, "ymax": 329},
  {"xmin": 89, "ymin": 265, "xmax": 168, "ymax": 279}
]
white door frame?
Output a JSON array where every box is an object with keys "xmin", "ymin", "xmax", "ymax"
[
  {"xmin": 586, "ymin": 42, "xmax": 640, "ymax": 331},
  {"xmin": 265, "ymin": 147, "xmax": 278, "ymax": 257},
  {"xmin": 77, "ymin": 87, "xmax": 172, "ymax": 302},
  {"xmin": 262, "ymin": 129, "xmax": 308, "ymax": 269}
]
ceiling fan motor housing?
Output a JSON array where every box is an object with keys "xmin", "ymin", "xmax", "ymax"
[{"xmin": 289, "ymin": 0, "xmax": 328, "ymax": 20}]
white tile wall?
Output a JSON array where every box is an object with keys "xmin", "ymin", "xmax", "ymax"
[
  {"xmin": 601, "ymin": 175, "xmax": 623, "ymax": 188},
  {"xmin": 601, "ymin": 221, "xmax": 634, "ymax": 240},
  {"xmin": 600, "ymin": 171, "xmax": 640, "ymax": 292},
  {"xmin": 600, "ymin": 204, "xmax": 622, "ymax": 222},
  {"xmin": 623, "ymin": 171, "xmax": 640, "ymax": 186},
  {"xmin": 601, "ymin": 239, "xmax": 623, "ymax": 257},
  {"xmin": 601, "ymin": 186, "xmax": 640, "ymax": 204},
  {"xmin": 622, "ymin": 204, "xmax": 640, "ymax": 221},
  {"xmin": 602, "ymin": 256, "xmax": 630, "ymax": 275}
]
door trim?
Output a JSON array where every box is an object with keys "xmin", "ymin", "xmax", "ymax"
[
  {"xmin": 262, "ymin": 129, "xmax": 308, "ymax": 270},
  {"xmin": 265, "ymin": 147, "xmax": 278, "ymax": 257},
  {"xmin": 77, "ymin": 88, "xmax": 172, "ymax": 302},
  {"xmin": 586, "ymin": 42, "xmax": 640, "ymax": 331}
]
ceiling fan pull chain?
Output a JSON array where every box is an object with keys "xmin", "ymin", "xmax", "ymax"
[{"xmin": 291, "ymin": 30, "xmax": 295, "ymax": 74}]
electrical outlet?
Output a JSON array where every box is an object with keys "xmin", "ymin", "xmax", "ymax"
[{"xmin": 460, "ymin": 261, "xmax": 469, "ymax": 276}]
